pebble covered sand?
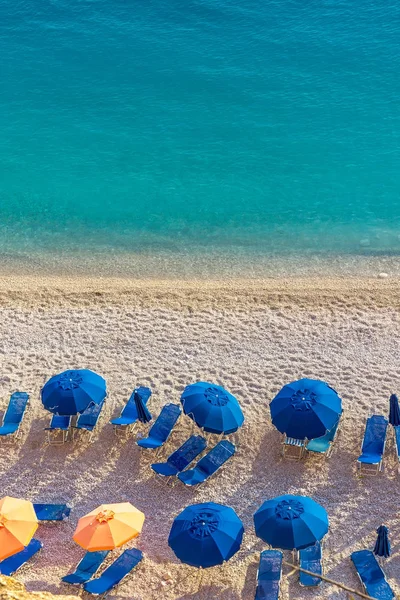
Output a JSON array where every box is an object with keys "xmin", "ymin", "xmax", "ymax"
[{"xmin": 0, "ymin": 275, "xmax": 399, "ymax": 599}]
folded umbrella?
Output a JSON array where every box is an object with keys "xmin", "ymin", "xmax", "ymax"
[
  {"xmin": 42, "ymin": 369, "xmax": 106, "ymax": 416},
  {"xmin": 373, "ymin": 525, "xmax": 391, "ymax": 558},
  {"xmin": 0, "ymin": 496, "xmax": 39, "ymax": 561},
  {"xmin": 134, "ymin": 389, "xmax": 152, "ymax": 423},
  {"xmin": 389, "ymin": 394, "xmax": 400, "ymax": 427}
]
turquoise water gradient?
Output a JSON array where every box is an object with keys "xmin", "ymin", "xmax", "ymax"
[{"xmin": 1, "ymin": 0, "xmax": 400, "ymax": 268}]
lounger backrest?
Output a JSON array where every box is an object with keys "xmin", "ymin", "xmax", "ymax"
[
  {"xmin": 0, "ymin": 538, "xmax": 42, "ymax": 575},
  {"xmin": 98, "ymin": 548, "xmax": 143, "ymax": 581},
  {"xmin": 3, "ymin": 392, "xmax": 29, "ymax": 424},
  {"xmin": 50, "ymin": 415, "xmax": 71, "ymax": 429},
  {"xmin": 33, "ymin": 503, "xmax": 70, "ymax": 521},
  {"xmin": 258, "ymin": 550, "xmax": 283, "ymax": 580},
  {"xmin": 351, "ymin": 550, "xmax": 384, "ymax": 582},
  {"xmin": 122, "ymin": 387, "xmax": 151, "ymax": 419},
  {"xmin": 77, "ymin": 550, "xmax": 109, "ymax": 576},
  {"xmin": 77, "ymin": 400, "xmax": 105, "ymax": 427},
  {"xmin": 300, "ymin": 541, "xmax": 322, "ymax": 562},
  {"xmin": 169, "ymin": 435, "xmax": 207, "ymax": 471},
  {"xmin": 395, "ymin": 426, "xmax": 400, "ymax": 458},
  {"xmin": 148, "ymin": 404, "xmax": 181, "ymax": 442},
  {"xmin": 196, "ymin": 440, "xmax": 235, "ymax": 476},
  {"xmin": 362, "ymin": 416, "xmax": 388, "ymax": 455}
]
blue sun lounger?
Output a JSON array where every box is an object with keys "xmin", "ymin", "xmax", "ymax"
[
  {"xmin": 255, "ymin": 550, "xmax": 283, "ymax": 600},
  {"xmin": 73, "ymin": 400, "xmax": 105, "ymax": 442},
  {"xmin": 351, "ymin": 550, "xmax": 394, "ymax": 600},
  {"xmin": 357, "ymin": 415, "xmax": 388, "ymax": 475},
  {"xmin": 62, "ymin": 550, "xmax": 109, "ymax": 585},
  {"xmin": 137, "ymin": 403, "xmax": 181, "ymax": 449},
  {"xmin": 151, "ymin": 435, "xmax": 207, "ymax": 478},
  {"xmin": 0, "ymin": 539, "xmax": 42, "ymax": 576},
  {"xmin": 299, "ymin": 541, "xmax": 322, "ymax": 587},
  {"xmin": 111, "ymin": 387, "xmax": 152, "ymax": 437},
  {"xmin": 178, "ymin": 440, "xmax": 236, "ymax": 486},
  {"xmin": 306, "ymin": 421, "xmax": 340, "ymax": 457},
  {"xmin": 45, "ymin": 415, "xmax": 72, "ymax": 445},
  {"xmin": 33, "ymin": 503, "xmax": 71, "ymax": 521},
  {"xmin": 0, "ymin": 392, "xmax": 29, "ymax": 440},
  {"xmin": 83, "ymin": 548, "xmax": 143, "ymax": 596},
  {"xmin": 394, "ymin": 426, "xmax": 400, "ymax": 464}
]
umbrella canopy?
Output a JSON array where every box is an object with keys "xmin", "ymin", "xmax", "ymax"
[
  {"xmin": 42, "ymin": 369, "xmax": 106, "ymax": 415},
  {"xmin": 270, "ymin": 378, "xmax": 342, "ymax": 440},
  {"xmin": 373, "ymin": 525, "xmax": 391, "ymax": 558},
  {"xmin": 254, "ymin": 494, "xmax": 329, "ymax": 550},
  {"xmin": 134, "ymin": 390, "xmax": 152, "ymax": 423},
  {"xmin": 168, "ymin": 502, "xmax": 244, "ymax": 568},
  {"xmin": 73, "ymin": 503, "xmax": 145, "ymax": 551},
  {"xmin": 0, "ymin": 496, "xmax": 39, "ymax": 560},
  {"xmin": 181, "ymin": 382, "xmax": 244, "ymax": 434},
  {"xmin": 389, "ymin": 394, "xmax": 400, "ymax": 426}
]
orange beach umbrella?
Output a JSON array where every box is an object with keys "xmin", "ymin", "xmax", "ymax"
[
  {"xmin": 0, "ymin": 496, "xmax": 39, "ymax": 560},
  {"xmin": 73, "ymin": 503, "xmax": 145, "ymax": 551}
]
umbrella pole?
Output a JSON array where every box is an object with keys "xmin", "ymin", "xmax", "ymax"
[{"xmin": 282, "ymin": 561, "xmax": 377, "ymax": 600}]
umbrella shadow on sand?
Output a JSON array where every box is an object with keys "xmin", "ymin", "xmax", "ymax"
[{"xmin": 176, "ymin": 585, "xmax": 241, "ymax": 600}]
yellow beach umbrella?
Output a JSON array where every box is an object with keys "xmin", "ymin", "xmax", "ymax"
[
  {"xmin": 73, "ymin": 503, "xmax": 145, "ymax": 551},
  {"xmin": 0, "ymin": 496, "xmax": 39, "ymax": 560}
]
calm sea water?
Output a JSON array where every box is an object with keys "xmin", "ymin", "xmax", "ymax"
[{"xmin": 1, "ymin": 0, "xmax": 400, "ymax": 274}]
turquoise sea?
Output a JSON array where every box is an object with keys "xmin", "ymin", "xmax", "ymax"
[{"xmin": 1, "ymin": 0, "xmax": 400, "ymax": 275}]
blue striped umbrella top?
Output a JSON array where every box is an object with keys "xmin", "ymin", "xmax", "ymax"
[
  {"xmin": 42, "ymin": 369, "xmax": 106, "ymax": 416},
  {"xmin": 168, "ymin": 502, "xmax": 244, "ymax": 568},
  {"xmin": 270, "ymin": 378, "xmax": 342, "ymax": 440},
  {"xmin": 181, "ymin": 382, "xmax": 244, "ymax": 434}
]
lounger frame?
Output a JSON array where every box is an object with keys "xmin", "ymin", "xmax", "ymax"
[
  {"xmin": 282, "ymin": 436, "xmax": 306, "ymax": 460},
  {"xmin": 45, "ymin": 415, "xmax": 72, "ymax": 446}
]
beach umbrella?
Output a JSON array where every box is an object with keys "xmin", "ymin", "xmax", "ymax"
[
  {"xmin": 181, "ymin": 382, "xmax": 244, "ymax": 434},
  {"xmin": 134, "ymin": 389, "xmax": 152, "ymax": 423},
  {"xmin": 73, "ymin": 503, "xmax": 145, "ymax": 551},
  {"xmin": 0, "ymin": 496, "xmax": 39, "ymax": 560},
  {"xmin": 373, "ymin": 525, "xmax": 391, "ymax": 558},
  {"xmin": 389, "ymin": 394, "xmax": 400, "ymax": 426},
  {"xmin": 254, "ymin": 494, "xmax": 329, "ymax": 550},
  {"xmin": 168, "ymin": 502, "xmax": 244, "ymax": 568},
  {"xmin": 42, "ymin": 369, "xmax": 106, "ymax": 415},
  {"xmin": 270, "ymin": 378, "xmax": 342, "ymax": 440}
]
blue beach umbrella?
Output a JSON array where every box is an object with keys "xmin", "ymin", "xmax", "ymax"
[
  {"xmin": 134, "ymin": 389, "xmax": 152, "ymax": 423},
  {"xmin": 181, "ymin": 382, "xmax": 244, "ymax": 434},
  {"xmin": 270, "ymin": 378, "xmax": 342, "ymax": 440},
  {"xmin": 254, "ymin": 494, "xmax": 329, "ymax": 550},
  {"xmin": 373, "ymin": 525, "xmax": 391, "ymax": 558},
  {"xmin": 389, "ymin": 394, "xmax": 400, "ymax": 426},
  {"xmin": 168, "ymin": 502, "xmax": 244, "ymax": 568},
  {"xmin": 42, "ymin": 369, "xmax": 106, "ymax": 416}
]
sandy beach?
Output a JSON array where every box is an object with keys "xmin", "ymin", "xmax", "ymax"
[{"xmin": 0, "ymin": 275, "xmax": 399, "ymax": 599}]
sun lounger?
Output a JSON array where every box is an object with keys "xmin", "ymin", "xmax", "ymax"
[
  {"xmin": 282, "ymin": 436, "xmax": 305, "ymax": 460},
  {"xmin": 255, "ymin": 550, "xmax": 283, "ymax": 600},
  {"xmin": 357, "ymin": 415, "xmax": 388, "ymax": 475},
  {"xmin": 73, "ymin": 400, "xmax": 105, "ymax": 442},
  {"xmin": 0, "ymin": 392, "xmax": 29, "ymax": 440},
  {"xmin": 83, "ymin": 548, "xmax": 143, "ymax": 596},
  {"xmin": 394, "ymin": 425, "xmax": 400, "ymax": 463},
  {"xmin": 45, "ymin": 415, "xmax": 72, "ymax": 445},
  {"xmin": 299, "ymin": 541, "xmax": 322, "ymax": 586},
  {"xmin": 178, "ymin": 440, "xmax": 235, "ymax": 486},
  {"xmin": 111, "ymin": 387, "xmax": 152, "ymax": 436},
  {"xmin": 62, "ymin": 550, "xmax": 109, "ymax": 585},
  {"xmin": 33, "ymin": 503, "xmax": 71, "ymax": 521},
  {"xmin": 306, "ymin": 420, "xmax": 340, "ymax": 457},
  {"xmin": 351, "ymin": 550, "xmax": 394, "ymax": 600},
  {"xmin": 137, "ymin": 403, "xmax": 181, "ymax": 449},
  {"xmin": 151, "ymin": 435, "xmax": 207, "ymax": 478},
  {"xmin": 0, "ymin": 539, "xmax": 42, "ymax": 576}
]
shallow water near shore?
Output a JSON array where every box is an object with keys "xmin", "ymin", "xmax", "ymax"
[{"xmin": 1, "ymin": 0, "xmax": 400, "ymax": 275}]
